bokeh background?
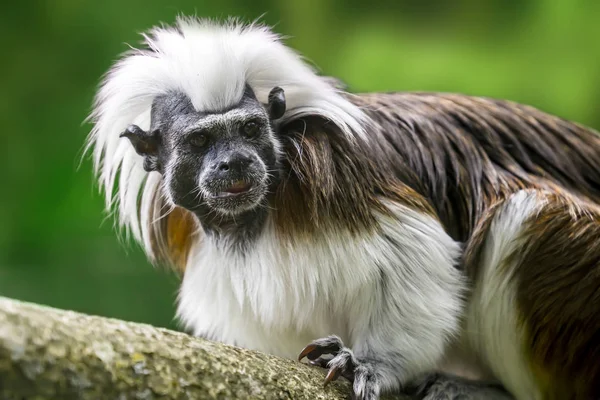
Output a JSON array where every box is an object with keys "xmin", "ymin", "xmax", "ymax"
[{"xmin": 1, "ymin": 0, "xmax": 599, "ymax": 330}]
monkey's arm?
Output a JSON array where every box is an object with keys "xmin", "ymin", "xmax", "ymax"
[{"xmin": 299, "ymin": 202, "xmax": 466, "ymax": 399}]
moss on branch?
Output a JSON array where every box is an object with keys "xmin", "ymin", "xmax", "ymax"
[{"xmin": 0, "ymin": 296, "xmax": 410, "ymax": 399}]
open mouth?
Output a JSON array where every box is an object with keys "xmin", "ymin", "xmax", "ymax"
[
  {"xmin": 216, "ymin": 180, "xmax": 253, "ymax": 198},
  {"xmin": 203, "ymin": 177, "xmax": 266, "ymax": 213}
]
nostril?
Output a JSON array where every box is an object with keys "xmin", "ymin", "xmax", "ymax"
[{"xmin": 218, "ymin": 162, "xmax": 230, "ymax": 172}]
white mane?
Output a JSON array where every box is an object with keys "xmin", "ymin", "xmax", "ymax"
[{"xmin": 86, "ymin": 17, "xmax": 371, "ymax": 257}]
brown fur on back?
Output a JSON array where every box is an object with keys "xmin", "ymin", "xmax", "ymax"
[{"xmin": 353, "ymin": 92, "xmax": 600, "ymax": 241}]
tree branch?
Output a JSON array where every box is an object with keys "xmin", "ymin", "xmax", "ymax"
[{"xmin": 0, "ymin": 296, "xmax": 409, "ymax": 399}]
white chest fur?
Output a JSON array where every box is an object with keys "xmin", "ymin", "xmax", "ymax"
[
  {"xmin": 176, "ymin": 201, "xmax": 463, "ymax": 361},
  {"xmin": 176, "ymin": 220, "xmax": 374, "ymax": 359}
]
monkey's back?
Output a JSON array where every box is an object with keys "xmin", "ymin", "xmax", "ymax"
[{"xmin": 354, "ymin": 92, "xmax": 600, "ymax": 241}]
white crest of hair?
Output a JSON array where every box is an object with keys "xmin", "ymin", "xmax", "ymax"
[
  {"xmin": 177, "ymin": 198, "xmax": 465, "ymax": 385},
  {"xmin": 86, "ymin": 16, "xmax": 371, "ymax": 253}
]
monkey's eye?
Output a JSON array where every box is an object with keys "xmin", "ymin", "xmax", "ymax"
[
  {"xmin": 243, "ymin": 121, "xmax": 260, "ymax": 138},
  {"xmin": 189, "ymin": 133, "xmax": 208, "ymax": 148}
]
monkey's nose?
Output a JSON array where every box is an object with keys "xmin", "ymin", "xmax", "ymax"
[{"xmin": 214, "ymin": 153, "xmax": 254, "ymax": 175}]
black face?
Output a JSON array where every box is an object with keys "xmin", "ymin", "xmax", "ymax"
[{"xmin": 121, "ymin": 86, "xmax": 286, "ymax": 233}]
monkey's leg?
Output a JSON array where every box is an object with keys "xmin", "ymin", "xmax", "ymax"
[
  {"xmin": 300, "ymin": 203, "xmax": 467, "ymax": 400},
  {"xmin": 463, "ymin": 189, "xmax": 600, "ymax": 400},
  {"xmin": 403, "ymin": 373, "xmax": 513, "ymax": 400}
]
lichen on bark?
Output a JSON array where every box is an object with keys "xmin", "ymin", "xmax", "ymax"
[{"xmin": 0, "ymin": 296, "xmax": 409, "ymax": 399}]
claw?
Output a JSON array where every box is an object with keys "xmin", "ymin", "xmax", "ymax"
[
  {"xmin": 324, "ymin": 367, "xmax": 341, "ymax": 387},
  {"xmin": 298, "ymin": 336, "xmax": 343, "ymax": 363},
  {"xmin": 298, "ymin": 337, "xmax": 378, "ymax": 398},
  {"xmin": 298, "ymin": 343, "xmax": 318, "ymax": 361}
]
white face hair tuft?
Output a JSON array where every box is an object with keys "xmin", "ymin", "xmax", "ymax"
[{"xmin": 85, "ymin": 17, "xmax": 371, "ymax": 257}]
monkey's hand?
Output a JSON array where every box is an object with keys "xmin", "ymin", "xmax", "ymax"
[
  {"xmin": 298, "ymin": 341, "xmax": 515, "ymax": 400},
  {"xmin": 298, "ymin": 335, "xmax": 380, "ymax": 400}
]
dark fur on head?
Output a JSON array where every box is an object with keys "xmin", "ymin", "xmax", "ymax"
[{"xmin": 121, "ymin": 85, "xmax": 287, "ymax": 248}]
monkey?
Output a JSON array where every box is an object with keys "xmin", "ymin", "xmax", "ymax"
[{"xmin": 86, "ymin": 17, "xmax": 600, "ymax": 400}]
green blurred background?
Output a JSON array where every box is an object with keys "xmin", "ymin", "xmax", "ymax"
[{"xmin": 1, "ymin": 0, "xmax": 599, "ymax": 331}]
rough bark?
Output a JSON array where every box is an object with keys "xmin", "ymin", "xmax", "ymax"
[{"xmin": 0, "ymin": 296, "xmax": 409, "ymax": 399}]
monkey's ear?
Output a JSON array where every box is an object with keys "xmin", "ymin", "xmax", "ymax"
[
  {"xmin": 120, "ymin": 124, "xmax": 161, "ymax": 172},
  {"xmin": 267, "ymin": 87, "xmax": 286, "ymax": 120}
]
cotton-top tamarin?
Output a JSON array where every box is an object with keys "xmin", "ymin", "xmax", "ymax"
[{"xmin": 86, "ymin": 17, "xmax": 600, "ymax": 400}]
